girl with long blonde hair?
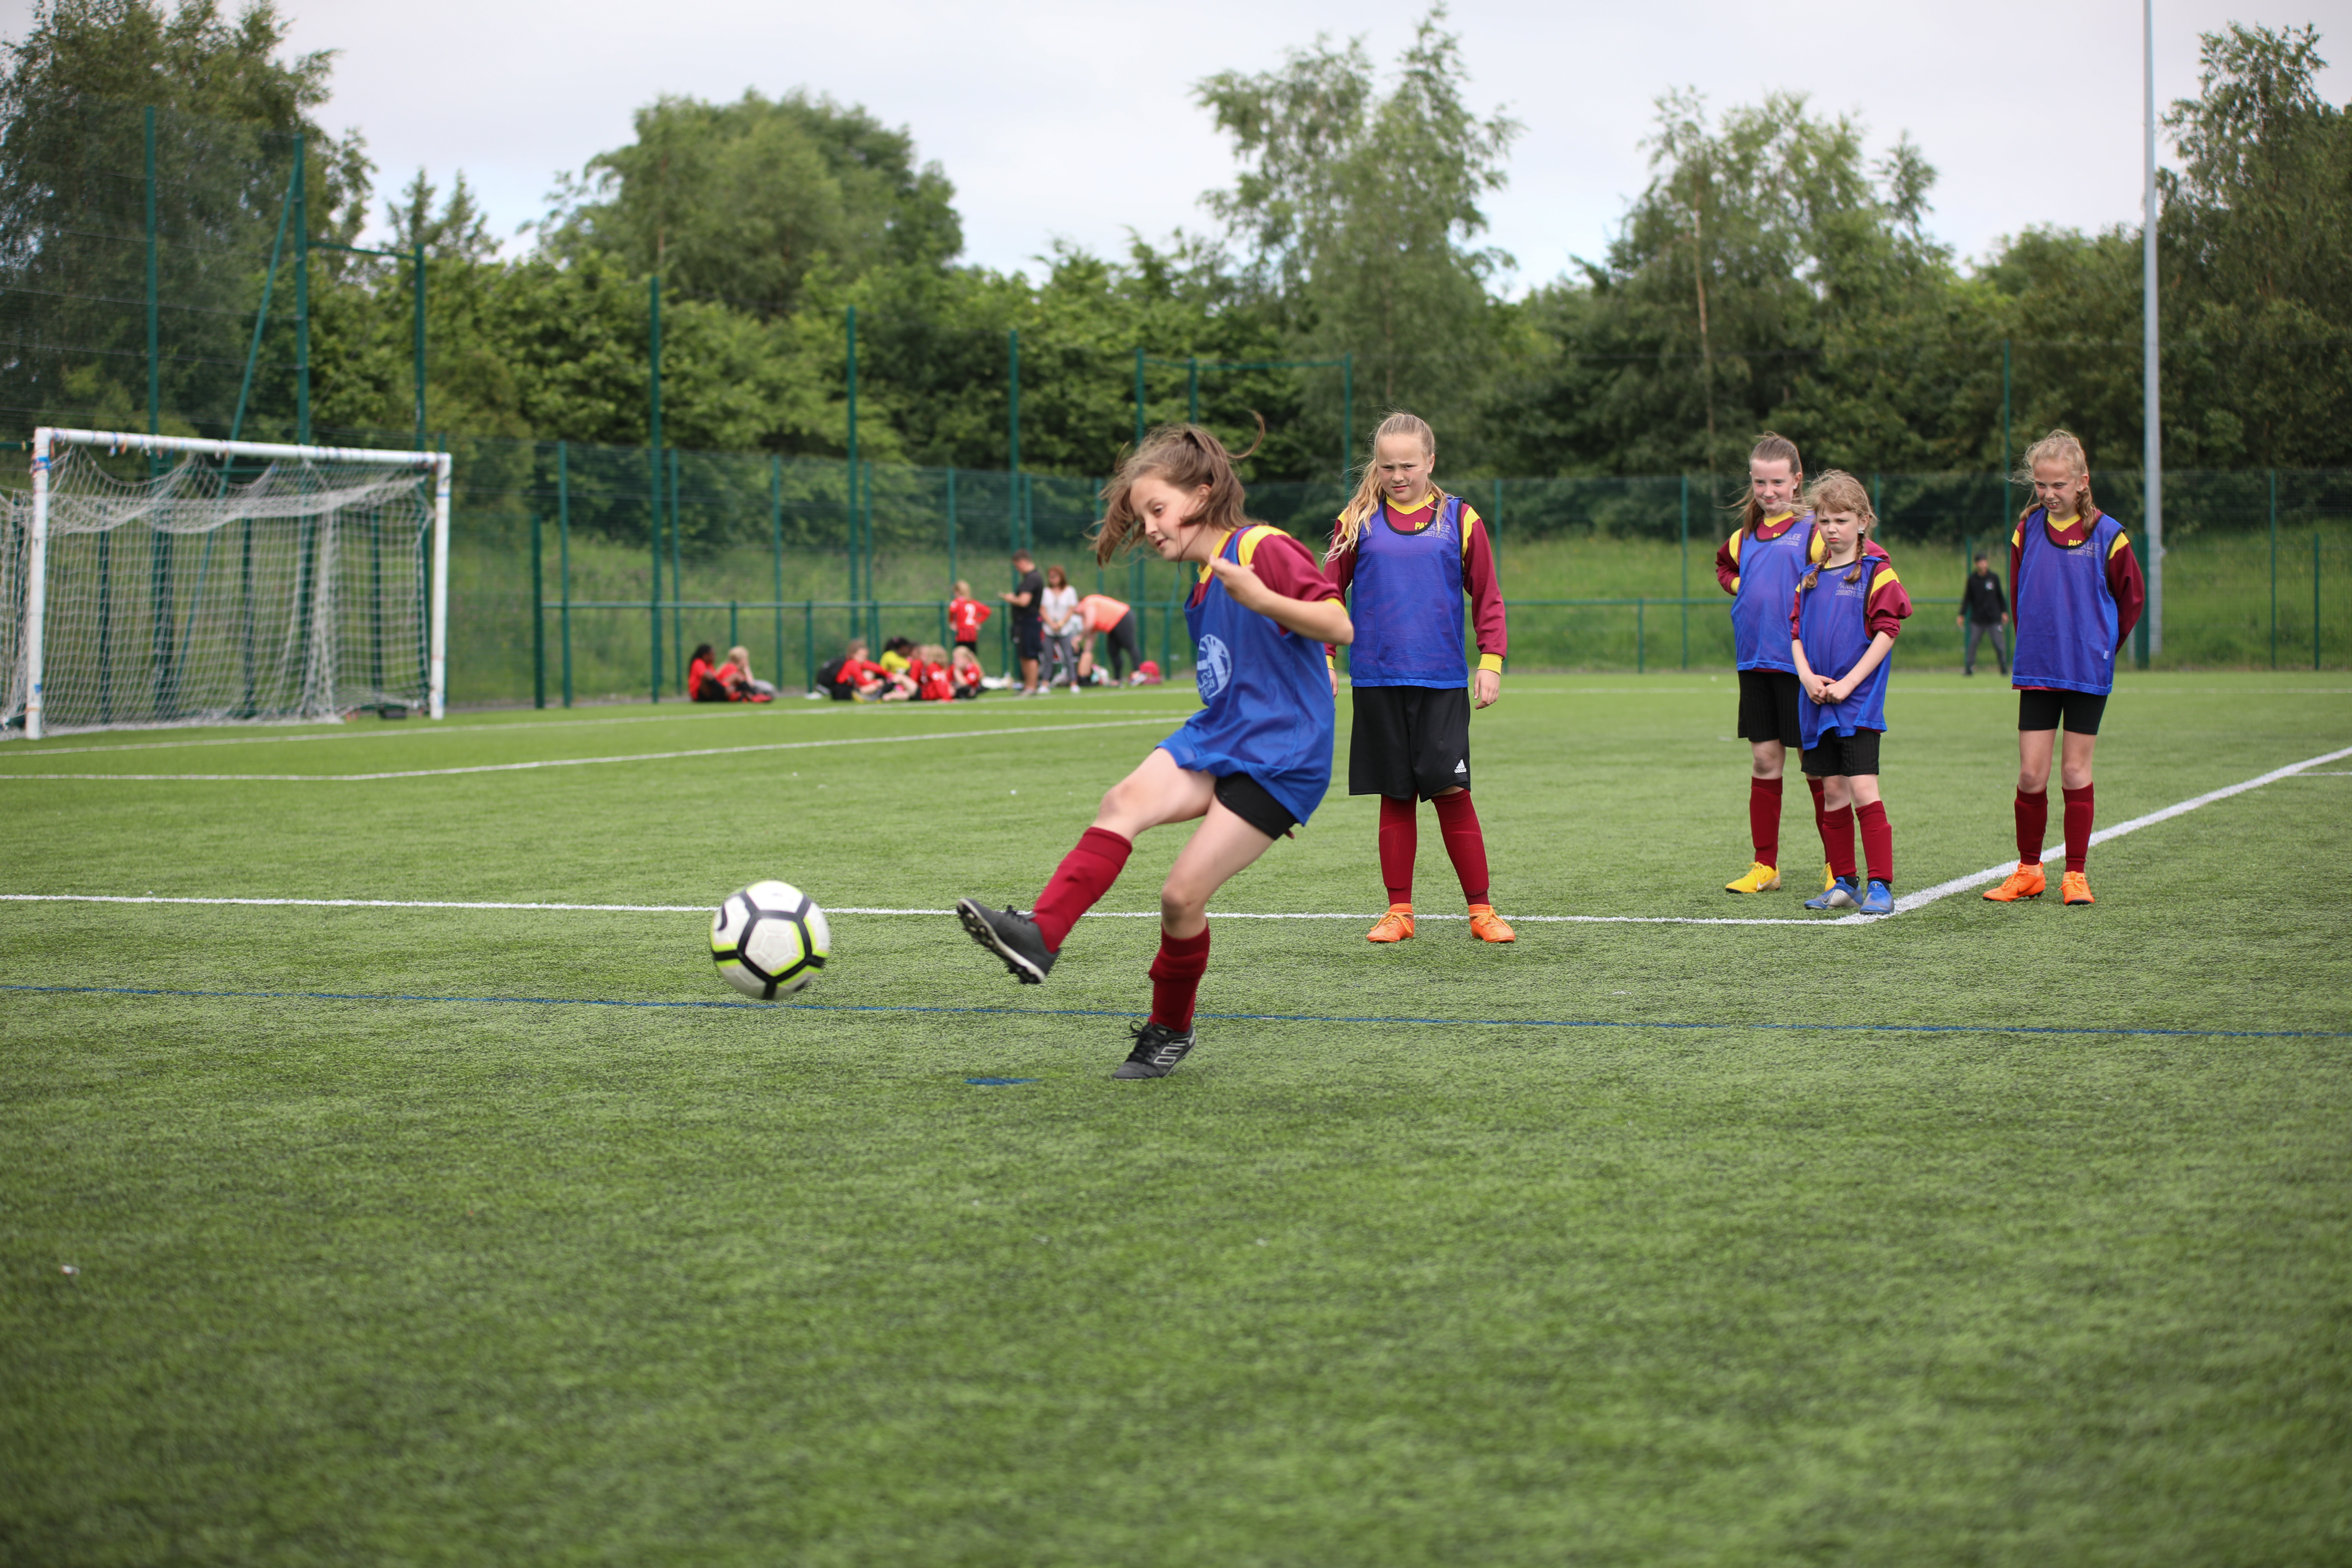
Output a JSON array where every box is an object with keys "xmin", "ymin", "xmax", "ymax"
[{"xmin": 1324, "ymin": 412, "xmax": 1513, "ymax": 945}]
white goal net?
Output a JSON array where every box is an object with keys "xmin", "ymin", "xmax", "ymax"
[{"xmin": 3, "ymin": 430, "xmax": 450, "ymax": 739}]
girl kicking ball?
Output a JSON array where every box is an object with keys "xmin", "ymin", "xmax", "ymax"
[
  {"xmin": 1714, "ymin": 433, "xmax": 1834, "ymax": 896},
  {"xmin": 1983, "ymin": 430, "xmax": 2144, "ymax": 907},
  {"xmin": 1324, "ymin": 413, "xmax": 1512, "ymax": 944},
  {"xmin": 1788, "ymin": 472, "xmax": 1912, "ymax": 915},
  {"xmin": 956, "ymin": 423, "xmax": 1351, "ymax": 1079}
]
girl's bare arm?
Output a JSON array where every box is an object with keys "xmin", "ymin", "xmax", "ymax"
[{"xmin": 1210, "ymin": 557, "xmax": 1354, "ymax": 645}]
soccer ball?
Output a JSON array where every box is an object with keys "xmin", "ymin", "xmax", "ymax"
[{"xmin": 710, "ymin": 881, "xmax": 830, "ymax": 998}]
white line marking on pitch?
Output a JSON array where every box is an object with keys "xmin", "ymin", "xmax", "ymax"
[
  {"xmin": 8, "ymin": 743, "xmax": 2345, "ymax": 928},
  {"xmin": 0, "ymin": 719, "xmax": 1174, "ymax": 781}
]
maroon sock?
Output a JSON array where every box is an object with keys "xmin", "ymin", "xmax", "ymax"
[
  {"xmin": 1857, "ymin": 800, "xmax": 1893, "ymax": 886},
  {"xmin": 1818, "ymin": 805, "xmax": 1857, "ymax": 882},
  {"xmin": 2063, "ymin": 784, "xmax": 2094, "ymax": 873},
  {"xmin": 1030, "ymin": 826, "xmax": 1132, "ymax": 951},
  {"xmin": 1806, "ymin": 776, "xmax": 1828, "ymax": 853},
  {"xmin": 1430, "ymin": 790, "xmax": 1490, "ymax": 904},
  {"xmin": 1749, "ymin": 777, "xmax": 1783, "ymax": 864},
  {"xmin": 1148, "ymin": 925, "xmax": 1212, "ymax": 1031},
  {"xmin": 2015, "ymin": 788, "xmax": 2049, "ymax": 866},
  {"xmin": 1377, "ymin": 794, "xmax": 1416, "ymax": 905}
]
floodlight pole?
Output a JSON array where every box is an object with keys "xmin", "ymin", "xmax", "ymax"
[
  {"xmin": 2142, "ymin": 0, "xmax": 2164, "ymax": 659},
  {"xmin": 23, "ymin": 430, "xmax": 52, "ymax": 739}
]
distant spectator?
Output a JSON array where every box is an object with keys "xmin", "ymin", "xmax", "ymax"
[
  {"xmin": 1074, "ymin": 592, "xmax": 1141, "ymax": 685},
  {"xmin": 950, "ymin": 644, "xmax": 985, "ymax": 699},
  {"xmin": 1958, "ymin": 553, "xmax": 2010, "ymax": 676},
  {"xmin": 816, "ymin": 639, "xmax": 888, "ymax": 701},
  {"xmin": 1002, "ymin": 549, "xmax": 1045, "ymax": 694},
  {"xmin": 688, "ymin": 644, "xmax": 737, "ymax": 703},
  {"xmin": 948, "ymin": 580, "xmax": 992, "ymax": 676},
  {"xmin": 725, "ymin": 645, "xmax": 779, "ymax": 701},
  {"xmin": 1041, "ymin": 565, "xmax": 1081, "ymax": 691}
]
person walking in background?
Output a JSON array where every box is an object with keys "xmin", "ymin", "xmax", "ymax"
[
  {"xmin": 948, "ymin": 581, "xmax": 992, "ymax": 678},
  {"xmin": 1003, "ymin": 550, "xmax": 1045, "ymax": 695},
  {"xmin": 1041, "ymin": 565, "xmax": 1081, "ymax": 692},
  {"xmin": 1959, "ymin": 553, "xmax": 2010, "ymax": 676},
  {"xmin": 1076, "ymin": 591, "xmax": 1141, "ymax": 685}
]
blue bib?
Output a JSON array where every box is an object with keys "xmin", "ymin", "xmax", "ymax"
[
  {"xmin": 1158, "ymin": 526, "xmax": 1337, "ymax": 827},
  {"xmin": 1730, "ymin": 516, "xmax": 1816, "ymax": 672},
  {"xmin": 2012, "ymin": 510, "xmax": 2124, "ymax": 695},
  {"xmin": 1346, "ymin": 496, "xmax": 1465, "ymax": 687},
  {"xmin": 1795, "ymin": 553, "xmax": 1895, "ymax": 750}
]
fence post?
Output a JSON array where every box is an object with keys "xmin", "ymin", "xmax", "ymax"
[
  {"xmin": 770, "ymin": 454, "xmax": 784, "ymax": 692},
  {"xmin": 413, "ymin": 243, "xmax": 427, "ymax": 451},
  {"xmin": 729, "ymin": 598, "xmax": 739, "ymax": 651},
  {"xmin": 1679, "ymin": 474, "xmax": 1690, "ymax": 670},
  {"xmin": 648, "ymin": 274, "xmax": 663, "ymax": 704},
  {"xmin": 946, "ymin": 467, "xmax": 959, "ymax": 591},
  {"xmin": 2268, "ymin": 470, "xmax": 2278, "ymax": 668},
  {"xmin": 558, "ymin": 440, "xmax": 572, "ymax": 708},
  {"xmin": 293, "ymin": 132, "xmax": 309, "ymax": 445},
  {"xmin": 1637, "ymin": 598, "xmax": 1646, "ymax": 675},
  {"xmin": 803, "ymin": 600, "xmax": 815, "ymax": 694},
  {"xmin": 2317, "ymin": 531, "xmax": 2323, "ymax": 672},
  {"xmin": 145, "ymin": 106, "xmax": 159, "ymax": 447},
  {"xmin": 846, "ymin": 307, "xmax": 860, "ymax": 615},
  {"xmin": 669, "ymin": 448, "xmax": 685, "ymax": 691},
  {"xmin": 530, "ymin": 511, "xmax": 545, "ymax": 709},
  {"xmin": 866, "ymin": 461, "xmax": 881, "ymax": 649}
]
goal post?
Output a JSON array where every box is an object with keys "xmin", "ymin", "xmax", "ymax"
[{"xmin": 8, "ymin": 428, "xmax": 451, "ymax": 741}]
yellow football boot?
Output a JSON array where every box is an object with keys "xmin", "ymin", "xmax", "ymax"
[
  {"xmin": 1366, "ymin": 905, "xmax": 1415, "ymax": 943},
  {"xmin": 1724, "ymin": 862, "xmax": 1780, "ymax": 894},
  {"xmin": 1466, "ymin": 904, "xmax": 1516, "ymax": 943},
  {"xmin": 2061, "ymin": 871, "xmax": 2096, "ymax": 906},
  {"xmin": 1822, "ymin": 860, "xmax": 1836, "ymax": 892},
  {"xmin": 1981, "ymin": 862, "xmax": 2046, "ymax": 902}
]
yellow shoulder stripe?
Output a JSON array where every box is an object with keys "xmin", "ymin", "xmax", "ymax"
[
  {"xmin": 1727, "ymin": 531, "xmax": 1744, "ymax": 565},
  {"xmin": 1459, "ymin": 505, "xmax": 1482, "ymax": 556},
  {"xmin": 1807, "ymin": 530, "xmax": 1826, "ymax": 563},
  {"xmin": 1871, "ymin": 567, "xmax": 1900, "ymax": 593},
  {"xmin": 1236, "ymin": 523, "xmax": 1284, "ymax": 568},
  {"xmin": 2107, "ymin": 531, "xmax": 2130, "ymax": 558}
]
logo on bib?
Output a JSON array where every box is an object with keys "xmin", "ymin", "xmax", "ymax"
[{"xmin": 1195, "ymin": 634, "xmax": 1233, "ymax": 700}]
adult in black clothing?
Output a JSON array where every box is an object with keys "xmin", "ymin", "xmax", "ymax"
[
  {"xmin": 1957, "ymin": 553, "xmax": 2009, "ymax": 676},
  {"xmin": 1002, "ymin": 548, "xmax": 1046, "ymax": 694}
]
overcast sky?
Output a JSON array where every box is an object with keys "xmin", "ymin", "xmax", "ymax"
[{"xmin": 10, "ymin": 0, "xmax": 2346, "ymax": 285}]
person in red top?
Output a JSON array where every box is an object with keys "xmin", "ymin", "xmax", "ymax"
[
  {"xmin": 1073, "ymin": 592, "xmax": 1141, "ymax": 685},
  {"xmin": 1983, "ymin": 429, "xmax": 2146, "ymax": 907},
  {"xmin": 687, "ymin": 644, "xmax": 741, "ymax": 703},
  {"xmin": 912, "ymin": 644, "xmax": 956, "ymax": 702},
  {"xmin": 947, "ymin": 581, "xmax": 992, "ymax": 677},
  {"xmin": 817, "ymin": 640, "xmax": 889, "ymax": 701},
  {"xmin": 950, "ymin": 644, "xmax": 985, "ymax": 698},
  {"xmin": 1323, "ymin": 412, "xmax": 1512, "ymax": 944}
]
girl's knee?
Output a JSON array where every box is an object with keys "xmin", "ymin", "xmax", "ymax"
[{"xmin": 1159, "ymin": 878, "xmax": 1206, "ymax": 923}]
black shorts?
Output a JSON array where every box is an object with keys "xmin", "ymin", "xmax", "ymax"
[
  {"xmin": 1737, "ymin": 668, "xmax": 1804, "ymax": 748},
  {"xmin": 1349, "ymin": 684, "xmax": 1472, "ymax": 799},
  {"xmin": 1014, "ymin": 618, "xmax": 1043, "ymax": 659},
  {"xmin": 954, "ymin": 637, "xmax": 978, "ymax": 651},
  {"xmin": 1099, "ymin": 610, "xmax": 1142, "ymax": 676},
  {"xmin": 2018, "ymin": 688, "xmax": 2108, "ymax": 735},
  {"xmin": 1214, "ymin": 771, "xmax": 1297, "ymax": 840},
  {"xmin": 1801, "ymin": 728, "xmax": 1882, "ymax": 777}
]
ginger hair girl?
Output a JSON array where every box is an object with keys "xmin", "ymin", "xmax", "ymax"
[
  {"xmin": 1982, "ymin": 429, "xmax": 2144, "ymax": 907},
  {"xmin": 1323, "ymin": 411, "xmax": 1513, "ymax": 944},
  {"xmin": 957, "ymin": 422, "xmax": 1353, "ymax": 1080}
]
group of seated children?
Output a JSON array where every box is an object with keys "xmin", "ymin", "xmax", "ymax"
[
  {"xmin": 686, "ymin": 644, "xmax": 779, "ymax": 703},
  {"xmin": 817, "ymin": 638, "xmax": 983, "ymax": 702}
]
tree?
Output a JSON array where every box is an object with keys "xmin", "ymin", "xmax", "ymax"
[
  {"xmin": 1197, "ymin": 5, "xmax": 1518, "ymax": 459},
  {"xmin": 542, "ymin": 89, "xmax": 961, "ymax": 317}
]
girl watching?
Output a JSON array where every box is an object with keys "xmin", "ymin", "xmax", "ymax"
[
  {"xmin": 956, "ymin": 423, "xmax": 1351, "ymax": 1079},
  {"xmin": 1983, "ymin": 430, "xmax": 2145, "ymax": 906},
  {"xmin": 1788, "ymin": 472, "xmax": 1912, "ymax": 916},
  {"xmin": 1714, "ymin": 433, "xmax": 1833, "ymax": 896},
  {"xmin": 1323, "ymin": 412, "xmax": 1512, "ymax": 945}
]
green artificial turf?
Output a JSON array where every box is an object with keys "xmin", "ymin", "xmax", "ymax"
[{"xmin": 4, "ymin": 674, "xmax": 2350, "ymax": 1565}]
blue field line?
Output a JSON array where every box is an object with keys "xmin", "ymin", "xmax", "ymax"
[{"xmin": 3, "ymin": 982, "xmax": 2344, "ymax": 1041}]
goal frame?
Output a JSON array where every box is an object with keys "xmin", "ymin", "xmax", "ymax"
[{"xmin": 22, "ymin": 427, "xmax": 451, "ymax": 740}]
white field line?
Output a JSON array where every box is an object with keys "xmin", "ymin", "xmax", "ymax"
[
  {"xmin": 0, "ymin": 702, "xmax": 1193, "ymax": 759},
  {"xmin": 0, "ymin": 718, "xmax": 1173, "ymax": 782},
  {"xmin": 7, "ymin": 743, "xmax": 2345, "ymax": 930},
  {"xmin": 1874, "ymin": 742, "xmax": 2352, "ymax": 919}
]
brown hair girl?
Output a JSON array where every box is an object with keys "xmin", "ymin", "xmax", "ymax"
[
  {"xmin": 1091, "ymin": 418, "xmax": 1264, "ymax": 565},
  {"xmin": 1739, "ymin": 432, "xmax": 1805, "ymax": 534},
  {"xmin": 1797, "ymin": 470, "xmax": 1878, "ymax": 592}
]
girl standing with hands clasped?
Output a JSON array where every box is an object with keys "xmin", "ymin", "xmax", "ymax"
[
  {"xmin": 1788, "ymin": 472, "xmax": 1912, "ymax": 915},
  {"xmin": 1324, "ymin": 413, "xmax": 1513, "ymax": 944},
  {"xmin": 1715, "ymin": 432, "xmax": 1835, "ymax": 895},
  {"xmin": 957, "ymin": 423, "xmax": 1350, "ymax": 1079},
  {"xmin": 1982, "ymin": 430, "xmax": 2144, "ymax": 906}
]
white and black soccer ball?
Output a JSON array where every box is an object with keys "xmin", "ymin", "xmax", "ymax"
[{"xmin": 710, "ymin": 881, "xmax": 830, "ymax": 998}]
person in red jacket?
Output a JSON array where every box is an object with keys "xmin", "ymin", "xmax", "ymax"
[
  {"xmin": 950, "ymin": 644, "xmax": 985, "ymax": 699},
  {"xmin": 687, "ymin": 644, "xmax": 740, "ymax": 703},
  {"xmin": 948, "ymin": 581, "xmax": 993, "ymax": 677},
  {"xmin": 817, "ymin": 640, "xmax": 888, "ymax": 701}
]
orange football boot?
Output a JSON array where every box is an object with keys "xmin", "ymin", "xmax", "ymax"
[
  {"xmin": 1981, "ymin": 862, "xmax": 2046, "ymax": 902},
  {"xmin": 1366, "ymin": 905, "xmax": 1415, "ymax": 943},
  {"xmin": 2061, "ymin": 871, "xmax": 2095, "ymax": 905},
  {"xmin": 1466, "ymin": 904, "xmax": 1516, "ymax": 943}
]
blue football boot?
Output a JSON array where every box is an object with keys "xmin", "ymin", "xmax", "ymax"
[
  {"xmin": 1858, "ymin": 879, "xmax": 1895, "ymax": 916},
  {"xmin": 1804, "ymin": 876, "xmax": 1860, "ymax": 911}
]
